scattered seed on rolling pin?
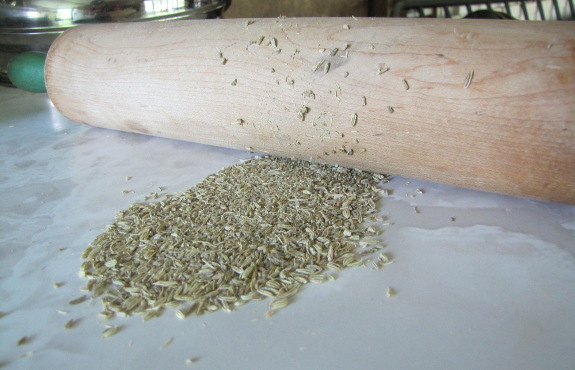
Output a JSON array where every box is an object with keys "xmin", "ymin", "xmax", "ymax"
[
  {"xmin": 464, "ymin": 70, "xmax": 475, "ymax": 89},
  {"xmin": 45, "ymin": 18, "xmax": 575, "ymax": 204},
  {"xmin": 269, "ymin": 37, "xmax": 278, "ymax": 48},
  {"xmin": 403, "ymin": 79, "xmax": 410, "ymax": 90},
  {"xmin": 312, "ymin": 59, "xmax": 325, "ymax": 72},
  {"xmin": 376, "ymin": 64, "xmax": 389, "ymax": 75}
]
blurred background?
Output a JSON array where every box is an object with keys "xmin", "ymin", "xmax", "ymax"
[{"xmin": 223, "ymin": 0, "xmax": 574, "ymax": 19}]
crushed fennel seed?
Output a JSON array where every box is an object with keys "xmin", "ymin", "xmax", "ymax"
[{"xmin": 79, "ymin": 157, "xmax": 389, "ymax": 319}]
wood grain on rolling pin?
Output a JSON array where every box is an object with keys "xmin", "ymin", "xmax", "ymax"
[{"xmin": 45, "ymin": 18, "xmax": 575, "ymax": 204}]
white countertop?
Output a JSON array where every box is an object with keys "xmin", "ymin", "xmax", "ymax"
[{"xmin": 1, "ymin": 86, "xmax": 574, "ymax": 370}]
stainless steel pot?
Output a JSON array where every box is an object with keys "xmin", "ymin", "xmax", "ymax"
[{"xmin": 0, "ymin": 0, "xmax": 231, "ymax": 87}]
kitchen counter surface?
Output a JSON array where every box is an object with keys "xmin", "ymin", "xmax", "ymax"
[{"xmin": 1, "ymin": 87, "xmax": 574, "ymax": 370}]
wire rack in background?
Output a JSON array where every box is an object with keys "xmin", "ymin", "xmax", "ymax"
[{"xmin": 392, "ymin": 0, "xmax": 575, "ymax": 20}]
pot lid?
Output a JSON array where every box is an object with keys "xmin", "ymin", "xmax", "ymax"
[{"xmin": 0, "ymin": 0, "xmax": 228, "ymax": 32}]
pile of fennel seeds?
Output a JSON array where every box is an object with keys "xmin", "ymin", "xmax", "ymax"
[{"xmin": 80, "ymin": 156, "xmax": 389, "ymax": 320}]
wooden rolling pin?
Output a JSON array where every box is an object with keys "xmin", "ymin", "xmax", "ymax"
[{"xmin": 45, "ymin": 18, "xmax": 575, "ymax": 204}]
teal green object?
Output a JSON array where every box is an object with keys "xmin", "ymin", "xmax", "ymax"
[{"xmin": 7, "ymin": 51, "xmax": 47, "ymax": 93}]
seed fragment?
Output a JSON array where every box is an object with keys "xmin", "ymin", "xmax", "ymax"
[
  {"xmin": 327, "ymin": 262, "xmax": 343, "ymax": 270},
  {"xmin": 143, "ymin": 309, "xmax": 162, "ymax": 322},
  {"xmin": 310, "ymin": 274, "xmax": 326, "ymax": 284},
  {"xmin": 351, "ymin": 113, "xmax": 358, "ymax": 127},
  {"xmin": 99, "ymin": 311, "xmax": 115, "ymax": 320},
  {"xmin": 231, "ymin": 79, "xmax": 237, "ymax": 86},
  {"xmin": 104, "ymin": 260, "xmax": 117, "ymax": 268},
  {"xmin": 186, "ymin": 358, "xmax": 199, "ymax": 365},
  {"xmin": 376, "ymin": 64, "xmax": 389, "ymax": 75},
  {"xmin": 386, "ymin": 287, "xmax": 396, "ymax": 297},
  {"xmin": 324, "ymin": 62, "xmax": 331, "ymax": 74},
  {"xmin": 297, "ymin": 106, "xmax": 310, "ymax": 121},
  {"xmin": 403, "ymin": 79, "xmax": 410, "ymax": 90},
  {"xmin": 269, "ymin": 37, "xmax": 278, "ymax": 48},
  {"xmin": 387, "ymin": 106, "xmax": 394, "ymax": 113},
  {"xmin": 269, "ymin": 297, "xmax": 289, "ymax": 311},
  {"xmin": 303, "ymin": 90, "xmax": 315, "ymax": 99},
  {"xmin": 17, "ymin": 336, "xmax": 32, "ymax": 346},
  {"xmin": 343, "ymin": 24, "xmax": 350, "ymax": 30},
  {"xmin": 175, "ymin": 309, "xmax": 187, "ymax": 320},
  {"xmin": 68, "ymin": 295, "xmax": 88, "ymax": 305},
  {"xmin": 160, "ymin": 337, "xmax": 174, "ymax": 350},
  {"xmin": 312, "ymin": 59, "xmax": 325, "ymax": 72},
  {"xmin": 101, "ymin": 325, "xmax": 122, "ymax": 339},
  {"xmin": 464, "ymin": 70, "xmax": 474, "ymax": 89},
  {"xmin": 64, "ymin": 319, "xmax": 80, "ymax": 329}
]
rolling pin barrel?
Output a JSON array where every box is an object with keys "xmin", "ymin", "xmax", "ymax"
[{"xmin": 45, "ymin": 18, "xmax": 575, "ymax": 204}]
